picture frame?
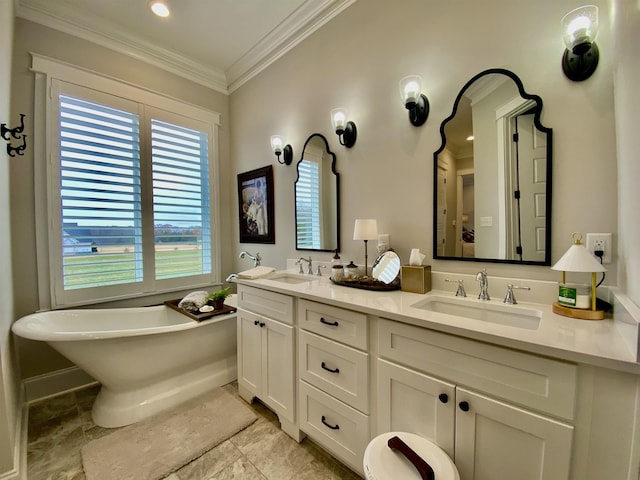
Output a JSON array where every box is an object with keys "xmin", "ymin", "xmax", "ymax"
[{"xmin": 237, "ymin": 165, "xmax": 275, "ymax": 244}]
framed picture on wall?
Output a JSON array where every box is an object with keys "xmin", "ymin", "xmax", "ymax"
[{"xmin": 237, "ymin": 165, "xmax": 275, "ymax": 244}]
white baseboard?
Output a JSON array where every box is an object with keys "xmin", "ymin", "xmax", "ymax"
[
  {"xmin": 24, "ymin": 367, "xmax": 98, "ymax": 404},
  {"xmin": 0, "ymin": 385, "xmax": 27, "ymax": 480}
]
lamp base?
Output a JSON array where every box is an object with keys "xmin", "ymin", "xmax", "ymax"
[{"xmin": 552, "ymin": 302, "xmax": 604, "ymax": 320}]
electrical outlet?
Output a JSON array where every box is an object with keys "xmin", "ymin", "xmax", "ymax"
[{"xmin": 586, "ymin": 233, "xmax": 612, "ymax": 264}]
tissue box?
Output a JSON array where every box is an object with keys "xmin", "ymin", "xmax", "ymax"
[{"xmin": 401, "ymin": 265, "xmax": 432, "ymax": 294}]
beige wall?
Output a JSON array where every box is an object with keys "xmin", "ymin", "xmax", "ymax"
[
  {"xmin": 1, "ymin": 0, "xmax": 19, "ymax": 474},
  {"xmin": 229, "ymin": 0, "xmax": 619, "ymax": 287},
  {"xmin": 613, "ymin": 0, "xmax": 640, "ymax": 306},
  {"xmin": 10, "ymin": 19, "xmax": 233, "ymax": 378}
]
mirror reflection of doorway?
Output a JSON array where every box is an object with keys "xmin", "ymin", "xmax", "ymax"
[
  {"xmin": 456, "ymin": 170, "xmax": 474, "ymax": 257},
  {"xmin": 507, "ymin": 113, "xmax": 547, "ymax": 262}
]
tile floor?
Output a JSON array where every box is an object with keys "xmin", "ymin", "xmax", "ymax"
[{"xmin": 27, "ymin": 382, "xmax": 363, "ymax": 480}]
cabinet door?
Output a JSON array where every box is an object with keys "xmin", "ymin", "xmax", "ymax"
[
  {"xmin": 237, "ymin": 309, "xmax": 263, "ymax": 395},
  {"xmin": 455, "ymin": 388, "xmax": 573, "ymax": 480},
  {"xmin": 376, "ymin": 359, "xmax": 455, "ymax": 458},
  {"xmin": 262, "ymin": 317, "xmax": 295, "ymax": 423}
]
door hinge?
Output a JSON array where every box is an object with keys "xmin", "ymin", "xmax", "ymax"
[
  {"xmin": 516, "ymin": 246, "xmax": 523, "ymax": 255},
  {"xmin": 514, "ymin": 190, "xmax": 521, "ymax": 199},
  {"xmin": 513, "ymin": 132, "xmax": 519, "ymax": 142}
]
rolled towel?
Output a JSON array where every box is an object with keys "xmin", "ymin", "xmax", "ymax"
[
  {"xmin": 178, "ymin": 290, "xmax": 209, "ymax": 312},
  {"xmin": 237, "ymin": 266, "xmax": 276, "ymax": 279}
]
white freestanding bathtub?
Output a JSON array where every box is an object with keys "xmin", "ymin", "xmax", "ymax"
[{"xmin": 12, "ymin": 296, "xmax": 238, "ymax": 428}]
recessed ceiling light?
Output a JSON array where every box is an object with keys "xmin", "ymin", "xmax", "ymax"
[
  {"xmin": 149, "ymin": 0, "xmax": 170, "ymax": 18},
  {"xmin": 466, "ymin": 135, "xmax": 474, "ymax": 141}
]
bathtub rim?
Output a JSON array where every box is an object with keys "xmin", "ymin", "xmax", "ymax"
[{"xmin": 12, "ymin": 295, "xmax": 237, "ymax": 342}]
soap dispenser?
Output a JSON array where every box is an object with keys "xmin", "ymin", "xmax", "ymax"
[{"xmin": 331, "ymin": 250, "xmax": 344, "ymax": 281}]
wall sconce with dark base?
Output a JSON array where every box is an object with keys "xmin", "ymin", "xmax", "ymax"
[
  {"xmin": 399, "ymin": 75, "xmax": 429, "ymax": 126},
  {"xmin": 561, "ymin": 5, "xmax": 599, "ymax": 82},
  {"xmin": 330, "ymin": 108, "xmax": 357, "ymax": 148},
  {"xmin": 1, "ymin": 113, "xmax": 27, "ymax": 157},
  {"xmin": 270, "ymin": 135, "xmax": 293, "ymax": 165}
]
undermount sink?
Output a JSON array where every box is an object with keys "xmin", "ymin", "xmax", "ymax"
[
  {"xmin": 411, "ymin": 295, "xmax": 542, "ymax": 330},
  {"xmin": 267, "ymin": 272, "xmax": 314, "ymax": 284}
]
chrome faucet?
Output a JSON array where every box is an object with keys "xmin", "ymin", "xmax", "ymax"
[
  {"xmin": 476, "ymin": 269, "xmax": 490, "ymax": 301},
  {"xmin": 297, "ymin": 256, "xmax": 313, "ymax": 274},
  {"xmin": 239, "ymin": 251, "xmax": 261, "ymax": 267},
  {"xmin": 445, "ymin": 279, "xmax": 467, "ymax": 297},
  {"xmin": 503, "ymin": 284, "xmax": 531, "ymax": 304}
]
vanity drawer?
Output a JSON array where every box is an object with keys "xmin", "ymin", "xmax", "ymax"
[
  {"xmin": 299, "ymin": 330, "xmax": 369, "ymax": 413},
  {"xmin": 378, "ymin": 319, "xmax": 577, "ymax": 420},
  {"xmin": 237, "ymin": 285, "xmax": 294, "ymax": 325},
  {"xmin": 298, "ymin": 299, "xmax": 367, "ymax": 349},
  {"xmin": 299, "ymin": 380, "xmax": 369, "ymax": 473}
]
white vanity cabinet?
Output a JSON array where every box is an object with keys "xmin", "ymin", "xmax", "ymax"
[
  {"xmin": 376, "ymin": 318, "xmax": 576, "ymax": 480},
  {"xmin": 297, "ymin": 299, "xmax": 370, "ymax": 474},
  {"xmin": 236, "ymin": 285, "xmax": 298, "ymax": 439}
]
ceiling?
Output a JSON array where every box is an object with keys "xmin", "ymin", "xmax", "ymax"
[{"xmin": 15, "ymin": 0, "xmax": 355, "ymax": 94}]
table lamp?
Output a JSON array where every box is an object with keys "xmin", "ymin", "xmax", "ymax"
[
  {"xmin": 551, "ymin": 232, "xmax": 606, "ymax": 320},
  {"xmin": 353, "ymin": 219, "xmax": 378, "ymax": 277}
]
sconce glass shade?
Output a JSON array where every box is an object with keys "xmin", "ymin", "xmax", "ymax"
[
  {"xmin": 149, "ymin": 0, "xmax": 170, "ymax": 17},
  {"xmin": 270, "ymin": 135, "xmax": 293, "ymax": 165},
  {"xmin": 399, "ymin": 75, "xmax": 429, "ymax": 126},
  {"xmin": 353, "ymin": 219, "xmax": 378, "ymax": 241},
  {"xmin": 270, "ymin": 135, "xmax": 283, "ymax": 155},
  {"xmin": 399, "ymin": 75, "xmax": 422, "ymax": 107},
  {"xmin": 562, "ymin": 5, "xmax": 598, "ymax": 52},
  {"xmin": 561, "ymin": 5, "xmax": 599, "ymax": 81},
  {"xmin": 330, "ymin": 109, "xmax": 348, "ymax": 134},
  {"xmin": 330, "ymin": 108, "xmax": 357, "ymax": 148}
]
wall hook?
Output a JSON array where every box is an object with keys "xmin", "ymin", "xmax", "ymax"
[{"xmin": 2, "ymin": 113, "xmax": 28, "ymax": 157}]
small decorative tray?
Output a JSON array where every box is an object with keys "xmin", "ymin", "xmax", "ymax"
[
  {"xmin": 330, "ymin": 277, "xmax": 401, "ymax": 291},
  {"xmin": 164, "ymin": 299, "xmax": 237, "ymax": 322}
]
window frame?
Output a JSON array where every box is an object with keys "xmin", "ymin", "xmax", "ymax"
[{"xmin": 32, "ymin": 54, "xmax": 222, "ymax": 309}]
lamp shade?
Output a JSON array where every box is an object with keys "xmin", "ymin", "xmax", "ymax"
[
  {"xmin": 551, "ymin": 237, "xmax": 606, "ymax": 273},
  {"xmin": 270, "ymin": 135, "xmax": 283, "ymax": 154},
  {"xmin": 353, "ymin": 219, "xmax": 378, "ymax": 241},
  {"xmin": 399, "ymin": 75, "xmax": 422, "ymax": 107},
  {"xmin": 561, "ymin": 5, "xmax": 598, "ymax": 51}
]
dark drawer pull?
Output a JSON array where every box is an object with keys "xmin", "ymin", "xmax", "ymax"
[
  {"xmin": 259, "ymin": 322, "xmax": 265, "ymax": 327},
  {"xmin": 321, "ymin": 362, "xmax": 340, "ymax": 374},
  {"xmin": 319, "ymin": 317, "xmax": 339, "ymax": 327},
  {"xmin": 254, "ymin": 320, "xmax": 260, "ymax": 326},
  {"xmin": 388, "ymin": 435, "xmax": 435, "ymax": 480},
  {"xmin": 321, "ymin": 415, "xmax": 340, "ymax": 430}
]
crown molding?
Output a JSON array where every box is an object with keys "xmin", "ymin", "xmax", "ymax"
[
  {"xmin": 226, "ymin": 0, "xmax": 357, "ymax": 93},
  {"xmin": 16, "ymin": 0, "xmax": 356, "ymax": 96}
]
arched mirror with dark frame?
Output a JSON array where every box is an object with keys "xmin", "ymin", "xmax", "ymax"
[
  {"xmin": 433, "ymin": 68, "xmax": 553, "ymax": 266},
  {"xmin": 295, "ymin": 133, "xmax": 340, "ymax": 252}
]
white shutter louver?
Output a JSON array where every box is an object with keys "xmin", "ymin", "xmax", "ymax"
[{"xmin": 296, "ymin": 159, "xmax": 321, "ymax": 249}]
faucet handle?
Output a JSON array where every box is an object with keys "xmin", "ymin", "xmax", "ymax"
[
  {"xmin": 316, "ymin": 265, "xmax": 326, "ymax": 276},
  {"xmin": 296, "ymin": 258, "xmax": 304, "ymax": 274},
  {"xmin": 445, "ymin": 279, "xmax": 467, "ymax": 297},
  {"xmin": 503, "ymin": 284, "xmax": 531, "ymax": 304}
]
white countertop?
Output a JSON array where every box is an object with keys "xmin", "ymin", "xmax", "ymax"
[{"xmin": 235, "ymin": 271, "xmax": 640, "ymax": 375}]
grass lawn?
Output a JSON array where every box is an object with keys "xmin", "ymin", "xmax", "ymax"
[{"xmin": 63, "ymin": 247, "xmax": 205, "ymax": 288}]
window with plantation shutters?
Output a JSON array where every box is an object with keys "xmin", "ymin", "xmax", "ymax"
[
  {"xmin": 295, "ymin": 158, "xmax": 321, "ymax": 249},
  {"xmin": 59, "ymin": 95, "xmax": 143, "ymax": 290},
  {"xmin": 35, "ymin": 65, "xmax": 220, "ymax": 309},
  {"xmin": 151, "ymin": 119, "xmax": 211, "ymax": 279}
]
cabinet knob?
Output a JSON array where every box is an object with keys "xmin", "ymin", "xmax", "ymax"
[
  {"xmin": 259, "ymin": 322, "xmax": 265, "ymax": 328},
  {"xmin": 254, "ymin": 320, "xmax": 260, "ymax": 326},
  {"xmin": 459, "ymin": 401, "xmax": 470, "ymax": 412},
  {"xmin": 438, "ymin": 393, "xmax": 449, "ymax": 404}
]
